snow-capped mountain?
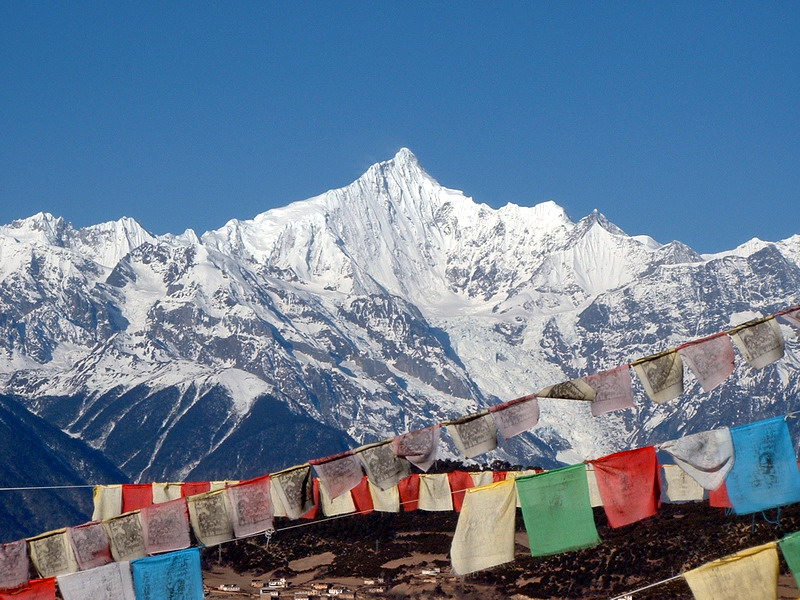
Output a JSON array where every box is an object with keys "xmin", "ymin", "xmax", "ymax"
[{"xmin": 1, "ymin": 148, "xmax": 799, "ymax": 496}]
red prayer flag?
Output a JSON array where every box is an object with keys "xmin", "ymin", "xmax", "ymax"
[
  {"xmin": 300, "ymin": 478, "xmax": 321, "ymax": 520},
  {"xmin": 181, "ymin": 482, "xmax": 211, "ymax": 498},
  {"xmin": 0, "ymin": 578, "xmax": 56, "ymax": 600},
  {"xmin": 708, "ymin": 482, "xmax": 731, "ymax": 508},
  {"xmin": 447, "ymin": 471, "xmax": 475, "ymax": 512},
  {"xmin": 350, "ymin": 476, "xmax": 374, "ymax": 515},
  {"xmin": 493, "ymin": 471, "xmax": 507, "ymax": 483},
  {"xmin": 121, "ymin": 484, "xmax": 153, "ymax": 512},
  {"xmin": 398, "ymin": 473, "xmax": 420, "ymax": 512},
  {"xmin": 591, "ymin": 446, "xmax": 661, "ymax": 528}
]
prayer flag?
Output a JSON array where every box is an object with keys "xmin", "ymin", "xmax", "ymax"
[
  {"xmin": 356, "ymin": 441, "xmax": 410, "ymax": 491},
  {"xmin": 311, "ymin": 453, "xmax": 363, "ymax": 500},
  {"xmin": 121, "ymin": 484, "xmax": 153, "ymax": 513},
  {"xmin": 661, "ymin": 465, "xmax": 705, "ymax": 503},
  {"xmin": 591, "ymin": 446, "xmax": 661, "ymax": 528},
  {"xmin": 584, "ymin": 365, "xmax": 635, "ymax": 416},
  {"xmin": 56, "ymin": 561, "xmax": 135, "ymax": 600},
  {"xmin": 517, "ymin": 465, "xmax": 600, "ymax": 556},
  {"xmin": 131, "ymin": 548, "xmax": 203, "ymax": 600},
  {"xmin": 633, "ymin": 351, "xmax": 684, "ymax": 404},
  {"xmin": 709, "ymin": 482, "xmax": 732, "ymax": 508},
  {"xmin": 180, "ymin": 482, "xmax": 210, "ymax": 498},
  {"xmin": 779, "ymin": 531, "xmax": 800, "ymax": 587},
  {"xmin": 678, "ymin": 335, "xmax": 735, "ymax": 393},
  {"xmin": 209, "ymin": 480, "xmax": 238, "ymax": 491},
  {"xmin": 300, "ymin": 478, "xmax": 320, "ymax": 520},
  {"xmin": 66, "ymin": 522, "xmax": 112, "ymax": 571},
  {"xmin": 226, "ymin": 475, "xmax": 273, "ymax": 539},
  {"xmin": 726, "ymin": 416, "xmax": 800, "ymax": 515},
  {"xmin": 397, "ymin": 474, "xmax": 420, "ymax": 511},
  {"xmin": 585, "ymin": 468, "xmax": 604, "ymax": 507},
  {"xmin": 450, "ymin": 480, "xmax": 516, "ymax": 575},
  {"xmin": 492, "ymin": 471, "xmax": 507, "ymax": 483},
  {"xmin": 0, "ymin": 578, "xmax": 55, "ymax": 600},
  {"xmin": 448, "ymin": 412, "xmax": 498, "ymax": 459},
  {"xmin": 27, "ymin": 530, "xmax": 77, "ymax": 578},
  {"xmin": 538, "ymin": 378, "xmax": 595, "ymax": 401},
  {"xmin": 490, "ymin": 396, "xmax": 539, "ymax": 439},
  {"xmin": 319, "ymin": 480, "xmax": 356, "ymax": 517},
  {"xmin": 271, "ymin": 465, "xmax": 315, "ymax": 520},
  {"xmin": 447, "ymin": 471, "xmax": 475, "ymax": 512},
  {"xmin": 152, "ymin": 483, "xmax": 182, "ymax": 504},
  {"xmin": 103, "ymin": 513, "xmax": 145, "ymax": 562},
  {"xmin": 684, "ymin": 542, "xmax": 778, "ymax": 600},
  {"xmin": 350, "ymin": 476, "xmax": 375, "ymax": 514},
  {"xmin": 186, "ymin": 490, "xmax": 234, "ymax": 547},
  {"xmin": 418, "ymin": 474, "xmax": 454, "ymax": 511},
  {"xmin": 659, "ymin": 428, "xmax": 734, "ymax": 491},
  {"xmin": 0, "ymin": 540, "xmax": 29, "ymax": 592},
  {"xmin": 470, "ymin": 471, "xmax": 494, "ymax": 488},
  {"xmin": 392, "ymin": 426, "xmax": 440, "ymax": 472},
  {"xmin": 368, "ymin": 481, "xmax": 400, "ymax": 513},
  {"xmin": 140, "ymin": 498, "xmax": 191, "ymax": 554},
  {"xmin": 730, "ymin": 318, "xmax": 785, "ymax": 369},
  {"xmin": 782, "ymin": 308, "xmax": 800, "ymax": 330},
  {"xmin": 91, "ymin": 485, "xmax": 122, "ymax": 522}
]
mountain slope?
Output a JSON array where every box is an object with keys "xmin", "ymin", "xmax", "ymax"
[{"xmin": 0, "ymin": 149, "xmax": 798, "ymax": 489}]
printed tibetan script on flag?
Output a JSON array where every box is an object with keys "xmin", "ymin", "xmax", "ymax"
[
  {"xmin": 451, "ymin": 480, "xmax": 516, "ymax": 575},
  {"xmin": 392, "ymin": 425, "xmax": 440, "ymax": 472},
  {"xmin": 583, "ymin": 365, "xmax": 634, "ymax": 416},
  {"xmin": 312, "ymin": 454, "xmax": 363, "ymax": 500},
  {"xmin": 187, "ymin": 490, "xmax": 234, "ymax": 547},
  {"xmin": 27, "ymin": 530, "xmax": 77, "ymax": 578},
  {"xmin": 226, "ymin": 475, "xmax": 274, "ymax": 539},
  {"xmin": 67, "ymin": 522, "xmax": 112, "ymax": 571},
  {"xmin": 57, "ymin": 561, "xmax": 135, "ymax": 600},
  {"xmin": 448, "ymin": 412, "xmax": 498, "ymax": 459},
  {"xmin": 131, "ymin": 548, "xmax": 204, "ymax": 600},
  {"xmin": 633, "ymin": 351, "xmax": 684, "ymax": 404},
  {"xmin": 538, "ymin": 378, "xmax": 596, "ymax": 402},
  {"xmin": 356, "ymin": 441, "xmax": 411, "ymax": 491},
  {"xmin": 677, "ymin": 335, "xmax": 735, "ymax": 393},
  {"xmin": 725, "ymin": 416, "xmax": 800, "ymax": 515},
  {"xmin": 0, "ymin": 539, "xmax": 29, "ymax": 591},
  {"xmin": 730, "ymin": 318, "xmax": 785, "ymax": 369},
  {"xmin": 140, "ymin": 498, "xmax": 191, "ymax": 554},
  {"xmin": 104, "ymin": 512, "xmax": 146, "ymax": 563},
  {"xmin": 659, "ymin": 428, "xmax": 734, "ymax": 491},
  {"xmin": 490, "ymin": 396, "xmax": 539, "ymax": 438},
  {"xmin": 271, "ymin": 465, "xmax": 315, "ymax": 520}
]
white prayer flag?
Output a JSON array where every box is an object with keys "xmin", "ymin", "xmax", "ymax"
[
  {"xmin": 356, "ymin": 441, "xmax": 411, "ymax": 491},
  {"xmin": 151, "ymin": 483, "xmax": 182, "ymax": 504},
  {"xmin": 392, "ymin": 425, "xmax": 440, "ymax": 472},
  {"xmin": 271, "ymin": 465, "xmax": 314, "ymax": 520},
  {"xmin": 730, "ymin": 318, "xmax": 785, "ymax": 369},
  {"xmin": 418, "ymin": 474, "xmax": 454, "ymax": 511},
  {"xmin": 368, "ymin": 481, "xmax": 400, "ymax": 513},
  {"xmin": 187, "ymin": 489, "xmax": 234, "ymax": 547},
  {"xmin": 104, "ymin": 512, "xmax": 146, "ymax": 562},
  {"xmin": 584, "ymin": 365, "xmax": 635, "ymax": 416},
  {"xmin": 312, "ymin": 454, "xmax": 363, "ymax": 500},
  {"xmin": 490, "ymin": 396, "xmax": 539, "ymax": 439},
  {"xmin": 57, "ymin": 561, "xmax": 135, "ymax": 600},
  {"xmin": 92, "ymin": 485, "xmax": 122, "ymax": 521},
  {"xmin": 140, "ymin": 498, "xmax": 191, "ymax": 554},
  {"xmin": 451, "ymin": 480, "xmax": 516, "ymax": 575},
  {"xmin": 28, "ymin": 529, "xmax": 78, "ymax": 578},
  {"xmin": 67, "ymin": 522, "xmax": 112, "ymax": 570},
  {"xmin": 448, "ymin": 412, "xmax": 498, "ymax": 459},
  {"xmin": 226, "ymin": 476, "xmax": 274, "ymax": 539},
  {"xmin": 320, "ymin": 480, "xmax": 356, "ymax": 517},
  {"xmin": 633, "ymin": 351, "xmax": 684, "ymax": 404},
  {"xmin": 661, "ymin": 464, "xmax": 705, "ymax": 503},
  {"xmin": 659, "ymin": 428, "xmax": 734, "ymax": 491}
]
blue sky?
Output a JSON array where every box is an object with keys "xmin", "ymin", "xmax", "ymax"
[{"xmin": 1, "ymin": 2, "xmax": 797, "ymax": 252}]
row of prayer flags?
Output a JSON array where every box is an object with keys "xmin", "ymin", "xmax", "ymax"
[{"xmin": 0, "ymin": 548, "xmax": 202, "ymax": 600}]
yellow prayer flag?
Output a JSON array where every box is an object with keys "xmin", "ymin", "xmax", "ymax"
[{"xmin": 683, "ymin": 542, "xmax": 779, "ymax": 600}]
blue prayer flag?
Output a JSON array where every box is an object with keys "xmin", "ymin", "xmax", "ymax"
[
  {"xmin": 131, "ymin": 547, "xmax": 203, "ymax": 600},
  {"xmin": 726, "ymin": 416, "xmax": 800, "ymax": 515}
]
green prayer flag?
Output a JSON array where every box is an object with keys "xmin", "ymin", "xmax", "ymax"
[
  {"xmin": 779, "ymin": 530, "xmax": 800, "ymax": 585},
  {"xmin": 517, "ymin": 464, "xmax": 600, "ymax": 556}
]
